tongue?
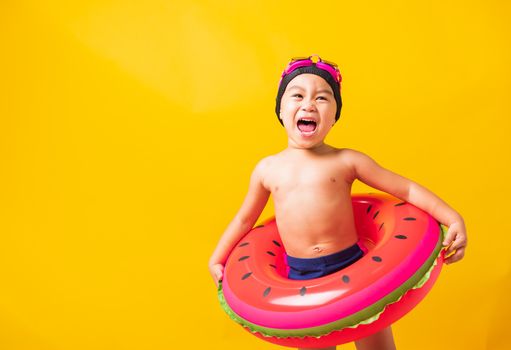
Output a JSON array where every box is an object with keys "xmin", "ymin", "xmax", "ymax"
[{"xmin": 298, "ymin": 122, "xmax": 316, "ymax": 132}]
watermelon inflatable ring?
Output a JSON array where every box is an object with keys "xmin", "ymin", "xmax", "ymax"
[{"xmin": 218, "ymin": 193, "xmax": 447, "ymax": 348}]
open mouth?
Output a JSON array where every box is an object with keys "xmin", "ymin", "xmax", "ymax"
[{"xmin": 297, "ymin": 118, "xmax": 317, "ymax": 134}]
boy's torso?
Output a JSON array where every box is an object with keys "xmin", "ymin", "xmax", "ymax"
[{"xmin": 261, "ymin": 146, "xmax": 359, "ymax": 258}]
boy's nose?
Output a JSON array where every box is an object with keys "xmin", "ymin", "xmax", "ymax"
[{"xmin": 301, "ymin": 100, "xmax": 317, "ymax": 112}]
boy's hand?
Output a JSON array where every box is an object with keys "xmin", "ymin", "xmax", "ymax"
[
  {"xmin": 442, "ymin": 221, "xmax": 467, "ymax": 264},
  {"xmin": 209, "ymin": 263, "xmax": 224, "ymax": 288}
]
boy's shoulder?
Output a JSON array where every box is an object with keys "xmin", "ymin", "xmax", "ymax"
[
  {"xmin": 335, "ymin": 147, "xmax": 374, "ymax": 167},
  {"xmin": 253, "ymin": 154, "xmax": 279, "ymax": 173},
  {"xmin": 318, "ymin": 146, "xmax": 367, "ymax": 162},
  {"xmin": 248, "ymin": 155, "xmax": 278, "ymax": 191},
  {"xmin": 336, "ymin": 147, "xmax": 364, "ymax": 158}
]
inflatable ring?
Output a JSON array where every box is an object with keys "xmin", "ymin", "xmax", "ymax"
[{"xmin": 218, "ymin": 193, "xmax": 446, "ymax": 348}]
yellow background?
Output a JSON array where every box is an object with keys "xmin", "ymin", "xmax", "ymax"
[{"xmin": 1, "ymin": 1, "xmax": 510, "ymax": 349}]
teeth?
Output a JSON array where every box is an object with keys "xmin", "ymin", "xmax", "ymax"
[{"xmin": 298, "ymin": 119, "xmax": 317, "ymax": 124}]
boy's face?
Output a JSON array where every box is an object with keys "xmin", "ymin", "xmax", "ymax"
[{"xmin": 278, "ymin": 74, "xmax": 337, "ymax": 150}]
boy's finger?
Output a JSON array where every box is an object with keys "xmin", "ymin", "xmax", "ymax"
[
  {"xmin": 445, "ymin": 248, "xmax": 465, "ymax": 264},
  {"xmin": 446, "ymin": 243, "xmax": 465, "ymax": 257},
  {"xmin": 448, "ymin": 240, "xmax": 467, "ymax": 254},
  {"xmin": 446, "ymin": 241, "xmax": 456, "ymax": 255},
  {"xmin": 444, "ymin": 241, "xmax": 464, "ymax": 259},
  {"xmin": 443, "ymin": 228, "xmax": 456, "ymax": 246},
  {"xmin": 446, "ymin": 235, "xmax": 467, "ymax": 253},
  {"xmin": 214, "ymin": 265, "xmax": 224, "ymax": 280}
]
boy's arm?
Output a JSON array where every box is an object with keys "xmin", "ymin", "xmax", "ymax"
[
  {"xmin": 345, "ymin": 149, "xmax": 467, "ymax": 264},
  {"xmin": 208, "ymin": 158, "xmax": 271, "ymax": 284}
]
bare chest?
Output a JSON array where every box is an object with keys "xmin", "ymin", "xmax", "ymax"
[{"xmin": 265, "ymin": 159, "xmax": 353, "ymax": 196}]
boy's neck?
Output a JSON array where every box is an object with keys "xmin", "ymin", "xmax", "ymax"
[{"xmin": 286, "ymin": 142, "xmax": 333, "ymax": 155}]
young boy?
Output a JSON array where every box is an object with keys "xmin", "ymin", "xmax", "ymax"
[{"xmin": 208, "ymin": 55, "xmax": 467, "ymax": 350}]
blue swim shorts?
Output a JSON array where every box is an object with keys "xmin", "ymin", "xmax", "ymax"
[{"xmin": 286, "ymin": 243, "xmax": 364, "ymax": 280}]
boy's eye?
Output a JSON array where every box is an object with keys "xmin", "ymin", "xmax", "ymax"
[
  {"xmin": 292, "ymin": 94, "xmax": 303, "ymax": 98},
  {"xmin": 317, "ymin": 96, "xmax": 327, "ymax": 100}
]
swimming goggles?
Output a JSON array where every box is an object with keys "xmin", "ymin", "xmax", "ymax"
[{"xmin": 279, "ymin": 55, "xmax": 342, "ymax": 85}]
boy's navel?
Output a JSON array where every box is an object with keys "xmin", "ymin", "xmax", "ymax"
[
  {"xmin": 313, "ymin": 246, "xmax": 323, "ymax": 253},
  {"xmin": 330, "ymin": 177, "xmax": 336, "ymax": 182}
]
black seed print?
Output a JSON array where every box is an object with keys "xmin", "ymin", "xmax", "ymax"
[
  {"xmin": 300, "ymin": 287, "xmax": 307, "ymax": 296},
  {"xmin": 395, "ymin": 235, "xmax": 408, "ymax": 239},
  {"xmin": 403, "ymin": 217, "xmax": 416, "ymax": 221},
  {"xmin": 238, "ymin": 256, "xmax": 250, "ymax": 261},
  {"xmin": 266, "ymin": 251, "xmax": 276, "ymax": 256},
  {"xmin": 366, "ymin": 205, "xmax": 372, "ymax": 213},
  {"xmin": 239, "ymin": 242, "xmax": 250, "ymax": 247},
  {"xmin": 263, "ymin": 287, "xmax": 271, "ymax": 297},
  {"xmin": 372, "ymin": 256, "xmax": 383, "ymax": 262},
  {"xmin": 379, "ymin": 222, "xmax": 385, "ymax": 231},
  {"xmin": 342, "ymin": 275, "xmax": 350, "ymax": 283},
  {"xmin": 272, "ymin": 240, "xmax": 281, "ymax": 247},
  {"xmin": 254, "ymin": 224, "xmax": 264, "ymax": 229},
  {"xmin": 395, "ymin": 202, "xmax": 406, "ymax": 206},
  {"xmin": 241, "ymin": 272, "xmax": 252, "ymax": 280},
  {"xmin": 269, "ymin": 264, "xmax": 276, "ymax": 269},
  {"xmin": 373, "ymin": 210, "xmax": 380, "ymax": 219}
]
